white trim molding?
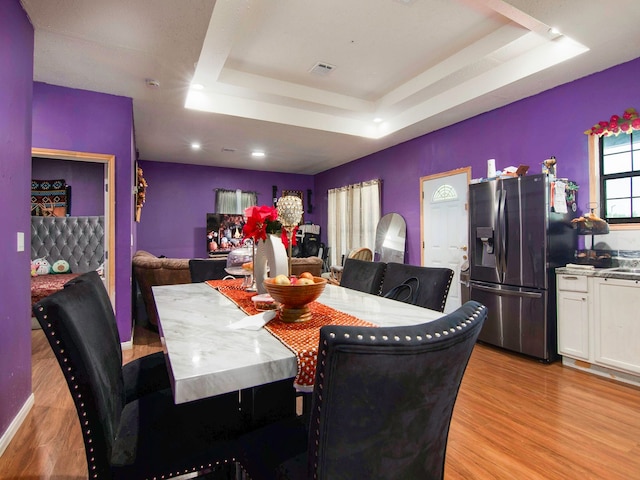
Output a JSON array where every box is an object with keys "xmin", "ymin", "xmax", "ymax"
[{"xmin": 0, "ymin": 394, "xmax": 34, "ymax": 457}]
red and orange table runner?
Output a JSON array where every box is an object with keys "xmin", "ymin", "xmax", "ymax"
[{"xmin": 205, "ymin": 279, "xmax": 375, "ymax": 390}]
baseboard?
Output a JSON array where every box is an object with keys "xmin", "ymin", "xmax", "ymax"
[
  {"xmin": 0, "ymin": 393, "xmax": 34, "ymax": 458},
  {"xmin": 561, "ymin": 357, "xmax": 640, "ymax": 388}
]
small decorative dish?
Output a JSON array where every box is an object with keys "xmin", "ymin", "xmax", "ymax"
[{"xmin": 251, "ymin": 293, "xmax": 277, "ymax": 311}]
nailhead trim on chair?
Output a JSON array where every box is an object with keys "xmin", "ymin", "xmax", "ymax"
[
  {"xmin": 37, "ymin": 305, "xmax": 236, "ymax": 480},
  {"xmin": 311, "ymin": 303, "xmax": 486, "ymax": 479},
  {"xmin": 439, "ymin": 270, "xmax": 455, "ymax": 312}
]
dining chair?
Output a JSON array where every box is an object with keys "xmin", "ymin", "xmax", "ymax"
[
  {"xmin": 238, "ymin": 300, "xmax": 487, "ymax": 480},
  {"xmin": 33, "ymin": 272, "xmax": 249, "ymax": 479},
  {"xmin": 64, "ymin": 270, "xmax": 170, "ymax": 403},
  {"xmin": 339, "ymin": 258, "xmax": 386, "ymax": 294},
  {"xmin": 327, "ymin": 247, "xmax": 373, "ymax": 284},
  {"xmin": 381, "ymin": 262, "xmax": 455, "ymax": 312}
]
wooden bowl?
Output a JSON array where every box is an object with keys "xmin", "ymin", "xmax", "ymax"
[{"xmin": 263, "ymin": 276, "xmax": 327, "ymax": 323}]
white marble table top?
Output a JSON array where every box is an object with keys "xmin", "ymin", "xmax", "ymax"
[{"xmin": 153, "ymin": 282, "xmax": 444, "ymax": 404}]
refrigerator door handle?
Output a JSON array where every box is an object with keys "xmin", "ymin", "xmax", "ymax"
[
  {"xmin": 498, "ymin": 187, "xmax": 507, "ymax": 280},
  {"xmin": 472, "ymin": 283, "xmax": 543, "ymax": 299}
]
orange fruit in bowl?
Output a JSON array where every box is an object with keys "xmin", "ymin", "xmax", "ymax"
[{"xmin": 299, "ymin": 271, "xmax": 314, "ymax": 280}]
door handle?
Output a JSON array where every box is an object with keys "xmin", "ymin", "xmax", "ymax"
[
  {"xmin": 459, "ymin": 246, "xmax": 468, "ymax": 251},
  {"xmin": 472, "ymin": 283, "xmax": 543, "ymax": 299},
  {"xmin": 498, "ymin": 188, "xmax": 507, "ymax": 276}
]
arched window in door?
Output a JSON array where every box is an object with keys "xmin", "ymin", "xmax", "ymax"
[{"xmin": 432, "ymin": 184, "xmax": 458, "ymax": 202}]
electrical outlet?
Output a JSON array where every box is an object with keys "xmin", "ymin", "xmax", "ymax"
[{"xmin": 17, "ymin": 232, "xmax": 24, "ymax": 252}]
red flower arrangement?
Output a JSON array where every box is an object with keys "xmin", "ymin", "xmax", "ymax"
[
  {"xmin": 242, "ymin": 205, "xmax": 298, "ymax": 248},
  {"xmin": 242, "ymin": 205, "xmax": 278, "ymax": 242},
  {"xmin": 585, "ymin": 107, "xmax": 640, "ymax": 137}
]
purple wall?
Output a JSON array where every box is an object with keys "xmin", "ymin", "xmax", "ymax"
[
  {"xmin": 137, "ymin": 160, "xmax": 314, "ymax": 258},
  {"xmin": 315, "ymin": 56, "xmax": 640, "ymax": 265},
  {"xmin": 32, "ymin": 157, "xmax": 104, "ymax": 216},
  {"xmin": 4, "ymin": 9, "xmax": 638, "ymax": 445},
  {"xmin": 32, "ymin": 83, "xmax": 135, "ymax": 342},
  {"xmin": 0, "ymin": 0, "xmax": 33, "ymax": 441}
]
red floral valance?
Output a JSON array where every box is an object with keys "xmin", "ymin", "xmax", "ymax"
[{"xmin": 585, "ymin": 107, "xmax": 640, "ymax": 137}]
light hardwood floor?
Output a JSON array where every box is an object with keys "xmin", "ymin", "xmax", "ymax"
[{"xmin": 1, "ymin": 326, "xmax": 638, "ymax": 479}]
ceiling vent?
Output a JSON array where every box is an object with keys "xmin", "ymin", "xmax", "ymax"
[{"xmin": 309, "ymin": 62, "xmax": 336, "ymax": 77}]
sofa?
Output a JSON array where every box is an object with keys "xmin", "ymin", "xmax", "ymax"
[{"xmin": 132, "ymin": 250, "xmax": 192, "ymax": 327}]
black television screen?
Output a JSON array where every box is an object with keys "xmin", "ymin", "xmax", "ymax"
[{"xmin": 206, "ymin": 213, "xmax": 246, "ymax": 256}]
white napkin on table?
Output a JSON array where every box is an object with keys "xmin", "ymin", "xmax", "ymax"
[{"xmin": 227, "ymin": 310, "xmax": 276, "ymax": 330}]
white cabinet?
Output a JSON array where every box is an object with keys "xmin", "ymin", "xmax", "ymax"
[
  {"xmin": 556, "ymin": 274, "xmax": 590, "ymax": 360},
  {"xmin": 592, "ymin": 277, "xmax": 640, "ymax": 375},
  {"xmin": 556, "ymin": 270, "xmax": 640, "ymax": 385}
]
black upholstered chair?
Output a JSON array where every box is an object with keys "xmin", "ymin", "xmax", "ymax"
[
  {"xmin": 381, "ymin": 262, "xmax": 454, "ymax": 312},
  {"xmin": 64, "ymin": 271, "xmax": 170, "ymax": 403},
  {"xmin": 189, "ymin": 258, "xmax": 230, "ymax": 283},
  {"xmin": 239, "ymin": 301, "xmax": 487, "ymax": 480},
  {"xmin": 339, "ymin": 258, "xmax": 386, "ymax": 294},
  {"xmin": 33, "ymin": 272, "xmax": 248, "ymax": 479}
]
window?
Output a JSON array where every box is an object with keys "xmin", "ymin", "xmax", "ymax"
[
  {"xmin": 432, "ymin": 184, "xmax": 458, "ymax": 202},
  {"xmin": 599, "ymin": 133, "xmax": 640, "ymax": 223},
  {"xmin": 326, "ymin": 179, "xmax": 381, "ymax": 265},
  {"xmin": 215, "ymin": 188, "xmax": 257, "ymax": 214}
]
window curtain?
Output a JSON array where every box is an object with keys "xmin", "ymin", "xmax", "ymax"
[
  {"xmin": 215, "ymin": 189, "xmax": 257, "ymax": 214},
  {"xmin": 327, "ymin": 179, "xmax": 381, "ymax": 265}
]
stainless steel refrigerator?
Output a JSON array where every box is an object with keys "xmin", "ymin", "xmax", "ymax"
[{"xmin": 468, "ymin": 174, "xmax": 577, "ymax": 362}]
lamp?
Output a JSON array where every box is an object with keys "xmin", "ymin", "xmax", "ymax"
[{"xmin": 276, "ymin": 195, "xmax": 303, "ymax": 276}]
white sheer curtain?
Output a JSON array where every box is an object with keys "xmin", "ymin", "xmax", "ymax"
[
  {"xmin": 215, "ymin": 189, "xmax": 257, "ymax": 214},
  {"xmin": 326, "ymin": 179, "xmax": 381, "ymax": 265}
]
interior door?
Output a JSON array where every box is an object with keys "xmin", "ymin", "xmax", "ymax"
[
  {"xmin": 31, "ymin": 148, "xmax": 115, "ymax": 305},
  {"xmin": 421, "ymin": 168, "xmax": 470, "ymax": 312}
]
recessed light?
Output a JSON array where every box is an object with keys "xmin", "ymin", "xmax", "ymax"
[
  {"xmin": 373, "ymin": 117, "xmax": 383, "ymax": 123},
  {"xmin": 252, "ymin": 151, "xmax": 266, "ymax": 158},
  {"xmin": 191, "ymin": 83, "xmax": 204, "ymax": 90},
  {"xmin": 191, "ymin": 142, "xmax": 201, "ymax": 150},
  {"xmin": 145, "ymin": 78, "xmax": 160, "ymax": 88}
]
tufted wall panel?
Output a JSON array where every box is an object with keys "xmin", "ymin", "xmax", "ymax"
[{"xmin": 31, "ymin": 216, "xmax": 104, "ymax": 273}]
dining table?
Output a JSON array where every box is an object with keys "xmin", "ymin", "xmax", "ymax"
[{"xmin": 153, "ymin": 280, "xmax": 445, "ymax": 405}]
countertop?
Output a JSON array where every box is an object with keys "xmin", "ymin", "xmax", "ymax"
[{"xmin": 556, "ymin": 265, "xmax": 640, "ymax": 280}]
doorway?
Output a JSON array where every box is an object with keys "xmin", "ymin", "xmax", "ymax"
[
  {"xmin": 420, "ymin": 167, "xmax": 470, "ymax": 312},
  {"xmin": 31, "ymin": 148, "xmax": 115, "ymax": 303}
]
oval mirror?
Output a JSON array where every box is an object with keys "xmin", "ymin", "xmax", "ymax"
[{"xmin": 374, "ymin": 213, "xmax": 406, "ymax": 263}]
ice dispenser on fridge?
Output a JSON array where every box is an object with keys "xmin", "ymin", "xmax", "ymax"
[{"xmin": 474, "ymin": 226, "xmax": 496, "ymax": 267}]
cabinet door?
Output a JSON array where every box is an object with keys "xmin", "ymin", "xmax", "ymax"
[
  {"xmin": 593, "ymin": 277, "xmax": 640, "ymax": 374},
  {"xmin": 557, "ymin": 290, "xmax": 589, "ymax": 361}
]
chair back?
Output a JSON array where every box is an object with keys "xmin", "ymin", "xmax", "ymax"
[
  {"xmin": 339, "ymin": 258, "xmax": 386, "ymax": 294},
  {"xmin": 349, "ymin": 247, "xmax": 373, "ymax": 262},
  {"xmin": 33, "ymin": 274, "xmax": 126, "ymax": 478},
  {"xmin": 381, "ymin": 262, "xmax": 454, "ymax": 312},
  {"xmin": 64, "ymin": 270, "xmax": 121, "ymax": 357},
  {"xmin": 189, "ymin": 258, "xmax": 229, "ymax": 282},
  {"xmin": 308, "ymin": 301, "xmax": 486, "ymax": 480}
]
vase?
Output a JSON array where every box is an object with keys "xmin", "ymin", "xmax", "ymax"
[{"xmin": 254, "ymin": 234, "xmax": 289, "ymax": 294}]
